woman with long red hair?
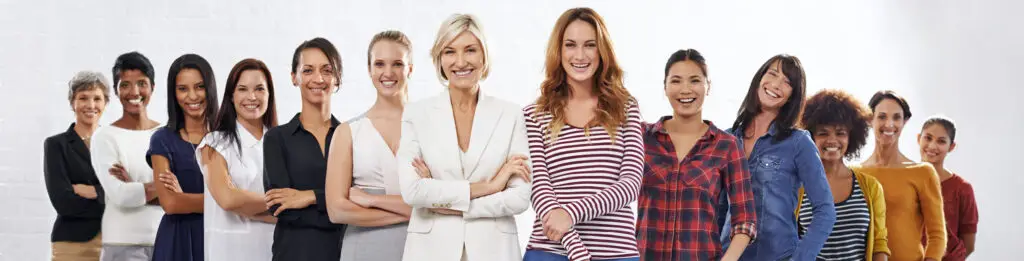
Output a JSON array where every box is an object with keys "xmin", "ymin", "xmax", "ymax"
[{"xmin": 523, "ymin": 7, "xmax": 643, "ymax": 261}]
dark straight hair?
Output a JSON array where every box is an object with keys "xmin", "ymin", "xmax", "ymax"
[
  {"xmin": 212, "ymin": 58, "xmax": 279, "ymax": 155},
  {"xmin": 663, "ymin": 49, "xmax": 709, "ymax": 83},
  {"xmin": 291, "ymin": 37, "xmax": 343, "ymax": 90},
  {"xmin": 731, "ymin": 54, "xmax": 807, "ymax": 142},
  {"xmin": 166, "ymin": 54, "xmax": 219, "ymax": 133}
]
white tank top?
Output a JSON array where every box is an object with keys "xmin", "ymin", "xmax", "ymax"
[{"xmin": 349, "ymin": 116, "xmax": 401, "ymax": 195}]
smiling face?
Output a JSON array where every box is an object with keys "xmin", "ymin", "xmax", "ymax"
[
  {"xmin": 813, "ymin": 125, "xmax": 850, "ymax": 163},
  {"xmin": 664, "ymin": 60, "xmax": 708, "ymax": 119},
  {"xmin": 292, "ymin": 48, "xmax": 337, "ymax": 105},
  {"xmin": 918, "ymin": 123, "xmax": 955, "ymax": 165},
  {"xmin": 72, "ymin": 87, "xmax": 107, "ymax": 126},
  {"xmin": 174, "ymin": 68, "xmax": 207, "ymax": 120},
  {"xmin": 116, "ymin": 69, "xmax": 153, "ymax": 116},
  {"xmin": 440, "ymin": 32, "xmax": 485, "ymax": 90},
  {"xmin": 561, "ymin": 19, "xmax": 599, "ymax": 87},
  {"xmin": 233, "ymin": 69, "xmax": 270, "ymax": 122},
  {"xmin": 871, "ymin": 98, "xmax": 906, "ymax": 147},
  {"xmin": 369, "ymin": 40, "xmax": 412, "ymax": 98},
  {"xmin": 757, "ymin": 60, "xmax": 793, "ymax": 112}
]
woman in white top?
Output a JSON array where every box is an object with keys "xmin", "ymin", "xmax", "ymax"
[
  {"xmin": 91, "ymin": 51, "xmax": 164, "ymax": 261},
  {"xmin": 395, "ymin": 14, "xmax": 532, "ymax": 261},
  {"xmin": 325, "ymin": 30, "xmax": 415, "ymax": 261},
  {"xmin": 197, "ymin": 58, "xmax": 279, "ymax": 260}
]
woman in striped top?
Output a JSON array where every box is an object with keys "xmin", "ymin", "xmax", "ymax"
[
  {"xmin": 523, "ymin": 7, "xmax": 643, "ymax": 261},
  {"xmin": 796, "ymin": 89, "xmax": 890, "ymax": 261}
]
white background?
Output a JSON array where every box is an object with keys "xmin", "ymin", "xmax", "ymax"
[{"xmin": 1, "ymin": 0, "xmax": 1021, "ymax": 260}]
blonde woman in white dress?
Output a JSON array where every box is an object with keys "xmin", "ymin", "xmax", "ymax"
[{"xmin": 325, "ymin": 30, "xmax": 415, "ymax": 261}]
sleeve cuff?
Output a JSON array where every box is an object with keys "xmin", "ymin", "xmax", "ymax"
[
  {"xmin": 314, "ymin": 189, "xmax": 327, "ymax": 212},
  {"xmin": 731, "ymin": 222, "xmax": 757, "ymax": 242}
]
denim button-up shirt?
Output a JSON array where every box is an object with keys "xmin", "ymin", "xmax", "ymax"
[{"xmin": 720, "ymin": 125, "xmax": 836, "ymax": 261}]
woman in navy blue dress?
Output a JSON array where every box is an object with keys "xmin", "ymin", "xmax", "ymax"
[{"xmin": 147, "ymin": 53, "xmax": 218, "ymax": 261}]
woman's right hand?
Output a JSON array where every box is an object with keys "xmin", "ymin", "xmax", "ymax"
[
  {"xmin": 109, "ymin": 163, "xmax": 130, "ymax": 182},
  {"xmin": 488, "ymin": 154, "xmax": 531, "ymax": 190}
]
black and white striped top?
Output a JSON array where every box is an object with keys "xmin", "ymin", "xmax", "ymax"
[{"xmin": 799, "ymin": 177, "xmax": 870, "ymax": 261}]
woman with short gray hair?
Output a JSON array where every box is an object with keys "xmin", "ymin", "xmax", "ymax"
[{"xmin": 43, "ymin": 70, "xmax": 111, "ymax": 260}]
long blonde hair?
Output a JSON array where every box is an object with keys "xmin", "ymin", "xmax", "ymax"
[{"xmin": 535, "ymin": 7, "xmax": 633, "ymax": 143}]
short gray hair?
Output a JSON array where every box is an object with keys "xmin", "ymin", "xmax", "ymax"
[{"xmin": 67, "ymin": 71, "xmax": 111, "ymax": 104}]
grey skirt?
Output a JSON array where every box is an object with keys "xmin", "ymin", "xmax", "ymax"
[
  {"xmin": 339, "ymin": 220, "xmax": 408, "ymax": 261},
  {"xmin": 339, "ymin": 187, "xmax": 408, "ymax": 261}
]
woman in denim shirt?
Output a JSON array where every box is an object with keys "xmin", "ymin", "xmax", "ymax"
[{"xmin": 720, "ymin": 54, "xmax": 836, "ymax": 261}]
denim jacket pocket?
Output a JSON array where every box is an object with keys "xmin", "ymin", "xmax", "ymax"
[{"xmin": 754, "ymin": 154, "xmax": 784, "ymax": 183}]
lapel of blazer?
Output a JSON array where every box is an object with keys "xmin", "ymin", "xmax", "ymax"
[
  {"xmin": 432, "ymin": 90, "xmax": 464, "ymax": 179},
  {"xmin": 463, "ymin": 90, "xmax": 502, "ymax": 180}
]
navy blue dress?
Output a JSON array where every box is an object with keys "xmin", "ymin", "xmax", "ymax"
[{"xmin": 147, "ymin": 128, "xmax": 204, "ymax": 261}]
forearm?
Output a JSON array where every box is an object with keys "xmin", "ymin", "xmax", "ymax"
[
  {"xmin": 162, "ymin": 193, "xmax": 204, "ymax": 214},
  {"xmin": 469, "ymin": 180, "xmax": 499, "ymax": 199},
  {"xmin": 561, "ymin": 175, "xmax": 641, "ymax": 224},
  {"xmin": 226, "ymin": 189, "xmax": 270, "ymax": 217},
  {"xmin": 463, "ymin": 180, "xmax": 531, "ymax": 219},
  {"xmin": 370, "ymin": 195, "xmax": 412, "ymax": 217},
  {"xmin": 721, "ymin": 234, "xmax": 751, "ymax": 261},
  {"xmin": 400, "ymin": 177, "xmax": 472, "ymax": 211},
  {"xmin": 330, "ymin": 199, "xmax": 408, "ymax": 227},
  {"xmin": 872, "ymin": 253, "xmax": 888, "ymax": 261}
]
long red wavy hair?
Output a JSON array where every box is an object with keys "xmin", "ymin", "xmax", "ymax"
[{"xmin": 535, "ymin": 7, "xmax": 633, "ymax": 143}]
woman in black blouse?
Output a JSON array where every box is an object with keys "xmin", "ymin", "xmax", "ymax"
[
  {"xmin": 43, "ymin": 71, "xmax": 111, "ymax": 260},
  {"xmin": 262, "ymin": 37, "xmax": 345, "ymax": 261}
]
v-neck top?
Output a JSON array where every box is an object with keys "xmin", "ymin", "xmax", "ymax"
[{"xmin": 349, "ymin": 116, "xmax": 400, "ymax": 195}]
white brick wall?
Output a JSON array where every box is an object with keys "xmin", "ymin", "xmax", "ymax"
[{"xmin": 1, "ymin": 0, "xmax": 1022, "ymax": 260}]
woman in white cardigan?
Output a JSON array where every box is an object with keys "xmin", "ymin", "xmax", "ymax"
[{"xmin": 395, "ymin": 13, "xmax": 532, "ymax": 261}]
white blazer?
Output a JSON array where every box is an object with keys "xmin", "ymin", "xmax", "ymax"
[{"xmin": 397, "ymin": 89, "xmax": 532, "ymax": 261}]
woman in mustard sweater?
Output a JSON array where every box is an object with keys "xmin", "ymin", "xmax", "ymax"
[
  {"xmin": 797, "ymin": 89, "xmax": 889, "ymax": 261},
  {"xmin": 854, "ymin": 90, "xmax": 946, "ymax": 261}
]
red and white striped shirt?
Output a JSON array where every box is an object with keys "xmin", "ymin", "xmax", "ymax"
[{"xmin": 523, "ymin": 102, "xmax": 644, "ymax": 261}]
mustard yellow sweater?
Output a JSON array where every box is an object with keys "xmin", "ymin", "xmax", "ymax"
[{"xmin": 853, "ymin": 163, "xmax": 947, "ymax": 261}]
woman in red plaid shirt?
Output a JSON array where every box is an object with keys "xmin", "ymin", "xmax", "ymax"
[{"xmin": 636, "ymin": 49, "xmax": 758, "ymax": 261}]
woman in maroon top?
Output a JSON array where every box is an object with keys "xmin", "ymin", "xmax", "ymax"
[
  {"xmin": 917, "ymin": 115, "xmax": 978, "ymax": 261},
  {"xmin": 636, "ymin": 49, "xmax": 757, "ymax": 261}
]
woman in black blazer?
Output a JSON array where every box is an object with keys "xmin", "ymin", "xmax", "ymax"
[{"xmin": 43, "ymin": 71, "xmax": 112, "ymax": 261}]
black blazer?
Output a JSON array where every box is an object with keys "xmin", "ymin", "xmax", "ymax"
[{"xmin": 43, "ymin": 123, "xmax": 104, "ymax": 242}]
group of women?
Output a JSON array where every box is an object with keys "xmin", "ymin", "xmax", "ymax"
[{"xmin": 42, "ymin": 6, "xmax": 978, "ymax": 261}]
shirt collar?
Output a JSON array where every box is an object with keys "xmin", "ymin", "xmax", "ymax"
[
  {"xmin": 649, "ymin": 115, "xmax": 719, "ymax": 140},
  {"xmin": 236, "ymin": 120, "xmax": 266, "ymax": 148},
  {"xmin": 287, "ymin": 113, "xmax": 341, "ymax": 136}
]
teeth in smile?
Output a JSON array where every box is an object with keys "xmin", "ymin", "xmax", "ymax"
[
  {"xmin": 187, "ymin": 103, "xmax": 201, "ymax": 109},
  {"xmin": 824, "ymin": 147, "xmax": 840, "ymax": 152},
  {"xmin": 454, "ymin": 70, "xmax": 472, "ymax": 76},
  {"xmin": 677, "ymin": 98, "xmax": 696, "ymax": 103},
  {"xmin": 243, "ymin": 104, "xmax": 259, "ymax": 109},
  {"xmin": 381, "ymin": 81, "xmax": 397, "ymax": 87},
  {"xmin": 128, "ymin": 98, "xmax": 142, "ymax": 105},
  {"xmin": 882, "ymin": 131, "xmax": 896, "ymax": 136},
  {"xmin": 765, "ymin": 88, "xmax": 781, "ymax": 98},
  {"xmin": 310, "ymin": 87, "xmax": 325, "ymax": 93},
  {"xmin": 571, "ymin": 63, "xmax": 589, "ymax": 68}
]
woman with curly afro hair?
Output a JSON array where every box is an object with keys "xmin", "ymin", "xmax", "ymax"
[{"xmin": 796, "ymin": 89, "xmax": 891, "ymax": 261}]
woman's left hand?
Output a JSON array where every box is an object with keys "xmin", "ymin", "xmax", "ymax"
[{"xmin": 158, "ymin": 171, "xmax": 183, "ymax": 193}]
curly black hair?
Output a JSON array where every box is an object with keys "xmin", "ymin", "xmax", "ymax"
[{"xmin": 801, "ymin": 89, "xmax": 871, "ymax": 160}]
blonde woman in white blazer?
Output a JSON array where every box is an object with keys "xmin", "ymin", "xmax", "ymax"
[{"xmin": 396, "ymin": 13, "xmax": 533, "ymax": 261}]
